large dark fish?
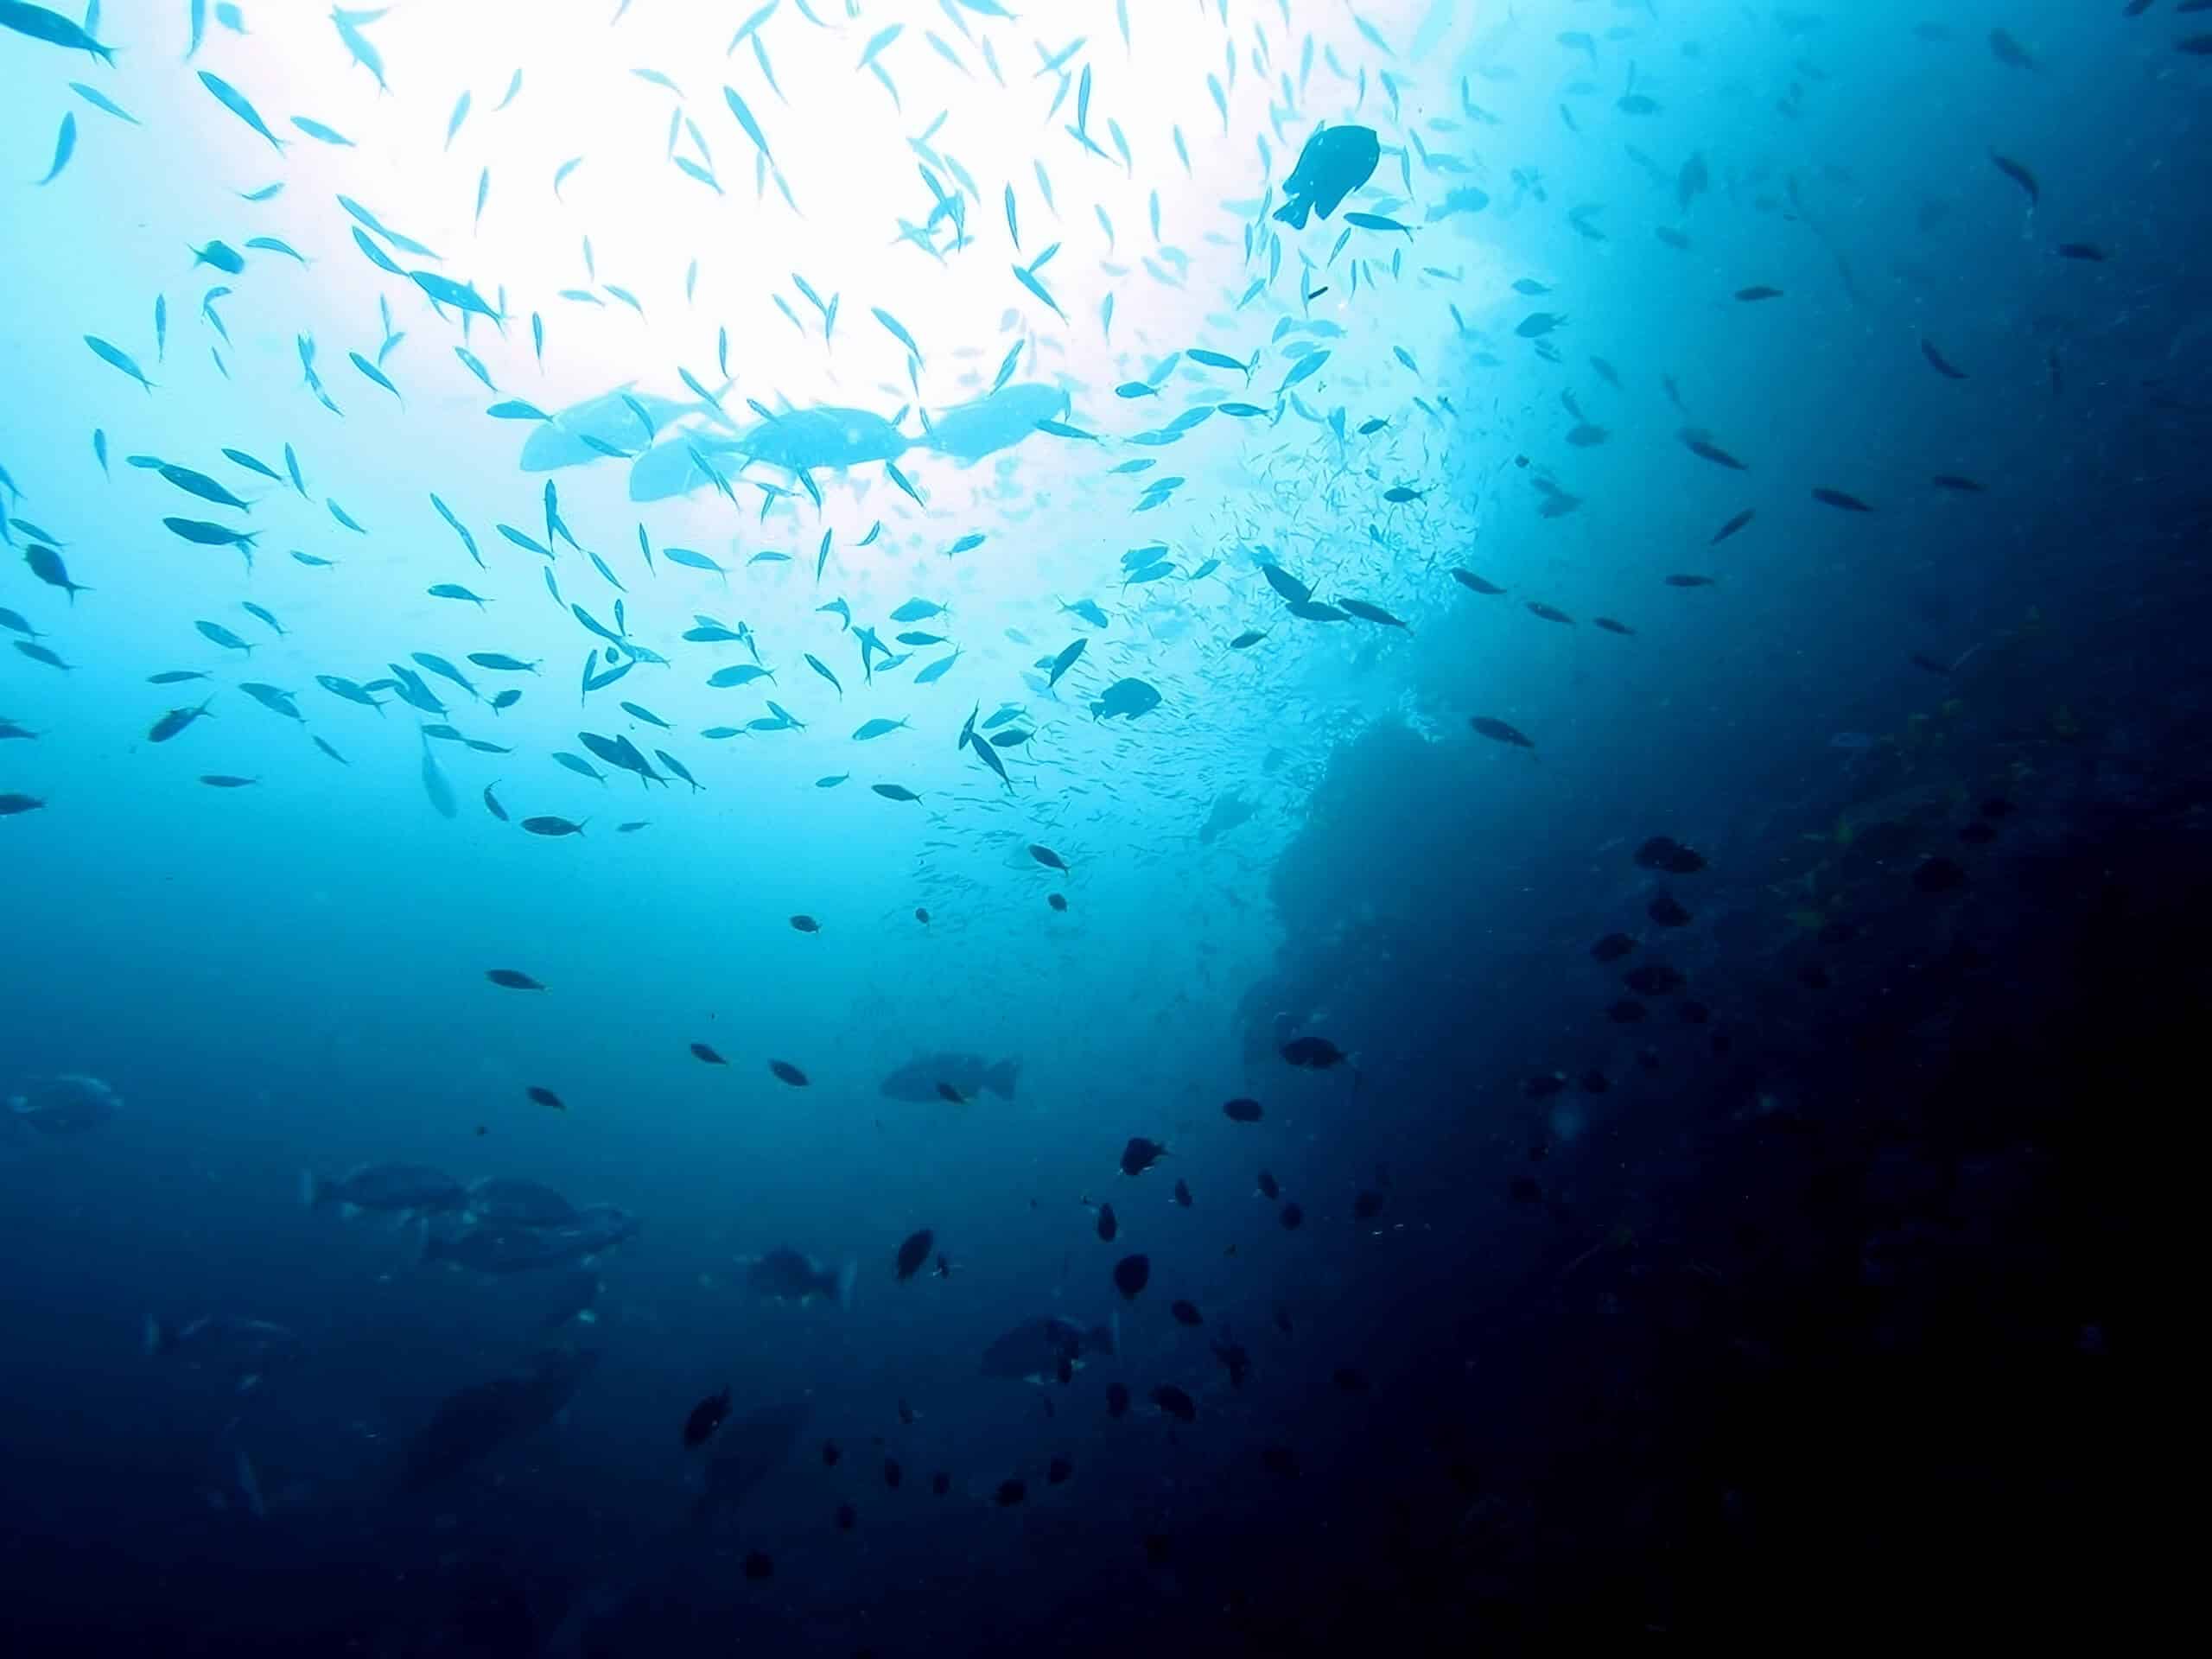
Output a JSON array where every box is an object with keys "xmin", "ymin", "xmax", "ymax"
[
  {"xmin": 519, "ymin": 384, "xmax": 732, "ymax": 472},
  {"xmin": 1470, "ymin": 716, "xmax": 1535, "ymax": 749},
  {"xmin": 691, "ymin": 1401, "xmax": 810, "ymax": 1527},
  {"xmin": 880, "ymin": 1053, "xmax": 1020, "ymax": 1102},
  {"xmin": 736, "ymin": 1248, "xmax": 857, "ymax": 1307},
  {"xmin": 736, "ymin": 405, "xmax": 910, "ymax": 473},
  {"xmin": 422, "ymin": 1204, "xmax": 640, "ymax": 1273},
  {"xmin": 1091, "ymin": 677, "xmax": 1160, "ymax": 721},
  {"xmin": 1199, "ymin": 792, "xmax": 1256, "ymax": 843},
  {"xmin": 8, "ymin": 1072, "xmax": 118, "ymax": 1133},
  {"xmin": 979, "ymin": 1315, "xmax": 1117, "ymax": 1382},
  {"xmin": 396, "ymin": 1349, "xmax": 601, "ymax": 1492},
  {"xmin": 1989, "ymin": 150, "xmax": 2038, "ymax": 208},
  {"xmin": 918, "ymin": 384, "xmax": 1070, "ymax": 463},
  {"xmin": 1273, "ymin": 123, "xmax": 1380, "ymax": 230}
]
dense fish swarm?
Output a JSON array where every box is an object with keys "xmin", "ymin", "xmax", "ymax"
[{"xmin": 0, "ymin": 0, "xmax": 2184, "ymax": 1652}]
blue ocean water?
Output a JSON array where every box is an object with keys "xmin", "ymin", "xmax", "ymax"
[{"xmin": 0, "ymin": 0, "xmax": 2191, "ymax": 1651}]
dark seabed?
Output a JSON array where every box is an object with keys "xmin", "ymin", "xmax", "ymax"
[{"xmin": 0, "ymin": 1, "xmax": 2190, "ymax": 1653}]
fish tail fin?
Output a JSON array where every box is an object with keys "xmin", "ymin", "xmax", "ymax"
[
  {"xmin": 834, "ymin": 1259, "xmax": 860, "ymax": 1312},
  {"xmin": 143, "ymin": 1315, "xmax": 173, "ymax": 1357},
  {"xmin": 1272, "ymin": 198, "xmax": 1310, "ymax": 230},
  {"xmin": 299, "ymin": 1169, "xmax": 330, "ymax": 1211},
  {"xmin": 987, "ymin": 1058, "xmax": 1020, "ymax": 1099}
]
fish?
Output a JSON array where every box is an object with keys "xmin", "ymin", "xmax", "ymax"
[
  {"xmin": 238, "ymin": 683, "xmax": 301, "ymax": 722},
  {"xmin": 880, "ymin": 1054, "xmax": 1018, "ymax": 1103},
  {"xmin": 35, "ymin": 111, "xmax": 75, "ymax": 185},
  {"xmin": 1681, "ymin": 431, "xmax": 1747, "ymax": 470},
  {"xmin": 1338, "ymin": 599, "xmax": 1408, "ymax": 629},
  {"xmin": 11, "ymin": 639, "xmax": 67, "ymax": 670},
  {"xmin": 1470, "ymin": 716, "xmax": 1534, "ymax": 749},
  {"xmin": 1274, "ymin": 123, "xmax": 1380, "ymax": 229},
  {"xmin": 143, "ymin": 1315, "xmax": 301, "ymax": 1391},
  {"xmin": 1046, "ymin": 639, "xmax": 1086, "ymax": 688},
  {"xmin": 683, "ymin": 1388, "xmax": 732, "ymax": 1451},
  {"xmin": 396, "ymin": 1350, "xmax": 602, "ymax": 1491},
  {"xmin": 690, "ymin": 1401, "xmax": 810, "ymax": 1529},
  {"xmin": 68, "ymin": 81, "xmax": 137, "ymax": 124},
  {"xmin": 1090, "ymin": 677, "xmax": 1160, "ymax": 721},
  {"xmin": 192, "ymin": 241, "xmax": 245, "ymax": 276},
  {"xmin": 737, "ymin": 1248, "xmax": 855, "ymax": 1307},
  {"xmin": 2, "ymin": 3, "xmax": 115, "ymax": 61},
  {"xmin": 420, "ymin": 745, "xmax": 457, "ymax": 819},
  {"xmin": 350, "ymin": 353, "xmax": 404, "ymax": 404},
  {"xmin": 1254, "ymin": 560, "xmax": 1312, "ymax": 606},
  {"xmin": 85, "ymin": 335, "xmax": 154, "ymax": 392},
  {"xmin": 894, "ymin": 1228, "xmax": 933, "ymax": 1282},
  {"xmin": 1987, "ymin": 28, "xmax": 2037, "ymax": 70},
  {"xmin": 979, "ymin": 1315, "xmax": 1116, "ymax": 1382},
  {"xmin": 291, "ymin": 117, "xmax": 353, "ymax": 146},
  {"xmin": 301, "ymin": 1162, "xmax": 467, "ymax": 1217},
  {"xmin": 7, "ymin": 1073, "xmax": 118, "ymax": 1131},
  {"xmin": 22, "ymin": 544, "xmax": 88, "ymax": 602},
  {"xmin": 1990, "ymin": 150, "xmax": 2039, "ymax": 208},
  {"xmin": 1920, "ymin": 339, "xmax": 1968, "ymax": 380},
  {"xmin": 198, "ymin": 70, "xmax": 287, "ymax": 152}
]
